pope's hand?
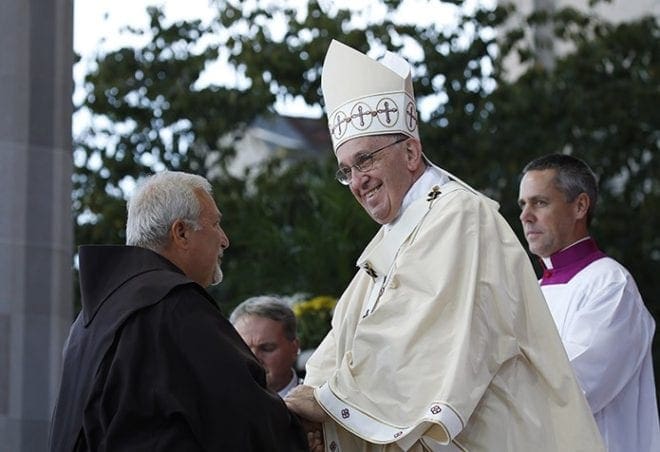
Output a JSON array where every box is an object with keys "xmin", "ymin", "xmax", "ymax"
[{"xmin": 284, "ymin": 384, "xmax": 329, "ymax": 423}]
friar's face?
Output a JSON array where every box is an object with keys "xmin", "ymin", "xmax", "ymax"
[
  {"xmin": 336, "ymin": 135, "xmax": 420, "ymax": 225},
  {"xmin": 184, "ymin": 190, "xmax": 230, "ymax": 287}
]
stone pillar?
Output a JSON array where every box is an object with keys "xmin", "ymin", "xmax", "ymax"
[
  {"xmin": 500, "ymin": 0, "xmax": 557, "ymax": 79},
  {"xmin": 0, "ymin": 0, "xmax": 73, "ymax": 451},
  {"xmin": 533, "ymin": 0, "xmax": 557, "ymax": 71}
]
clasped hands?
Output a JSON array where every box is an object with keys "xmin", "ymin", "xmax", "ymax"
[{"xmin": 285, "ymin": 384, "xmax": 328, "ymax": 452}]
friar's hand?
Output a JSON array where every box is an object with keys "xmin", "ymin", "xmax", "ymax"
[{"xmin": 284, "ymin": 384, "xmax": 329, "ymax": 423}]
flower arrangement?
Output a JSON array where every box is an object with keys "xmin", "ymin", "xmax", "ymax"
[{"xmin": 293, "ymin": 295, "xmax": 337, "ymax": 350}]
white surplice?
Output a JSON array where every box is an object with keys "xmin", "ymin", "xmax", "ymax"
[{"xmin": 541, "ymin": 239, "xmax": 660, "ymax": 452}]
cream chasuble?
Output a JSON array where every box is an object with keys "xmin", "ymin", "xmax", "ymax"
[{"xmin": 304, "ymin": 172, "xmax": 604, "ymax": 451}]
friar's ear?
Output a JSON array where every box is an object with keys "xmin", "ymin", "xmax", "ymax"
[{"xmin": 170, "ymin": 219, "xmax": 189, "ymax": 248}]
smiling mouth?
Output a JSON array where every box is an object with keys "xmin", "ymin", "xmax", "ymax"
[{"xmin": 364, "ymin": 185, "xmax": 382, "ymax": 199}]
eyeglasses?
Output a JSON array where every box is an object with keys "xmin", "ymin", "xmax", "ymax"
[{"xmin": 335, "ymin": 137, "xmax": 409, "ymax": 185}]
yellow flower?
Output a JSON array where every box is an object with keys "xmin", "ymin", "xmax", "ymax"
[
  {"xmin": 293, "ymin": 295, "xmax": 336, "ymax": 316},
  {"xmin": 293, "ymin": 295, "xmax": 338, "ymax": 349}
]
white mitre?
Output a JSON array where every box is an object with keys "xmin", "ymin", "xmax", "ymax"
[{"xmin": 321, "ymin": 40, "xmax": 420, "ymax": 153}]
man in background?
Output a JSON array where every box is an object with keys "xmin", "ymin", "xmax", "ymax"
[
  {"xmin": 49, "ymin": 171, "xmax": 307, "ymax": 451},
  {"xmin": 231, "ymin": 296, "xmax": 302, "ymax": 398},
  {"xmin": 518, "ymin": 153, "xmax": 660, "ymax": 451}
]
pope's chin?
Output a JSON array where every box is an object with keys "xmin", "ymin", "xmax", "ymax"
[
  {"xmin": 365, "ymin": 203, "xmax": 397, "ymax": 225},
  {"xmin": 362, "ymin": 207, "xmax": 385, "ymax": 224},
  {"xmin": 361, "ymin": 201, "xmax": 388, "ymax": 224}
]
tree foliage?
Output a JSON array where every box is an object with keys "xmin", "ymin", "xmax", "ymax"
[
  {"xmin": 73, "ymin": 6, "xmax": 271, "ymax": 246},
  {"xmin": 74, "ymin": 1, "xmax": 658, "ymax": 377},
  {"xmin": 210, "ymin": 156, "xmax": 377, "ymax": 305}
]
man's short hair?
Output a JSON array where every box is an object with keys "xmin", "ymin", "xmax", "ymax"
[
  {"xmin": 126, "ymin": 171, "xmax": 212, "ymax": 251},
  {"xmin": 522, "ymin": 154, "xmax": 598, "ymax": 226},
  {"xmin": 229, "ymin": 296, "xmax": 297, "ymax": 341}
]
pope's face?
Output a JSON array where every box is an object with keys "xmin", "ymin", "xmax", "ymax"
[
  {"xmin": 518, "ymin": 169, "xmax": 582, "ymax": 258},
  {"xmin": 336, "ymin": 135, "xmax": 416, "ymax": 225}
]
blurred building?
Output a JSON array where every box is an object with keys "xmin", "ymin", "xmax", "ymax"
[
  {"xmin": 501, "ymin": 0, "xmax": 659, "ymax": 78},
  {"xmin": 217, "ymin": 114, "xmax": 331, "ymax": 179},
  {"xmin": 506, "ymin": 0, "xmax": 658, "ymax": 23}
]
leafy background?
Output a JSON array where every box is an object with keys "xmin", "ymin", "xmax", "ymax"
[{"xmin": 72, "ymin": 0, "xmax": 659, "ymax": 389}]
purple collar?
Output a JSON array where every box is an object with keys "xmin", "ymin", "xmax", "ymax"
[{"xmin": 540, "ymin": 238, "xmax": 607, "ymax": 286}]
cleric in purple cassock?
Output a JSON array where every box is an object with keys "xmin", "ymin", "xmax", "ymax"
[{"xmin": 519, "ymin": 154, "xmax": 660, "ymax": 452}]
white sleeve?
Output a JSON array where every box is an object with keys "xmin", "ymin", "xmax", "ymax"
[{"xmin": 561, "ymin": 278, "xmax": 653, "ymax": 413}]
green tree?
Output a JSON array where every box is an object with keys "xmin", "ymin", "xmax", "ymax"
[
  {"xmin": 73, "ymin": 6, "xmax": 272, "ymax": 247},
  {"xmin": 212, "ymin": 155, "xmax": 377, "ymax": 306},
  {"xmin": 73, "ymin": 0, "xmax": 507, "ymax": 310},
  {"xmin": 74, "ymin": 1, "xmax": 658, "ymax": 383}
]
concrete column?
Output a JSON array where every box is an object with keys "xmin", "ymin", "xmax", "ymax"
[
  {"xmin": 500, "ymin": 0, "xmax": 556, "ymax": 79},
  {"xmin": 533, "ymin": 0, "xmax": 557, "ymax": 71},
  {"xmin": 0, "ymin": 0, "xmax": 73, "ymax": 451}
]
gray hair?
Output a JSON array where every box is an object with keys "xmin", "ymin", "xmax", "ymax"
[
  {"xmin": 522, "ymin": 154, "xmax": 598, "ymax": 226},
  {"xmin": 229, "ymin": 296, "xmax": 297, "ymax": 341},
  {"xmin": 126, "ymin": 171, "xmax": 212, "ymax": 251}
]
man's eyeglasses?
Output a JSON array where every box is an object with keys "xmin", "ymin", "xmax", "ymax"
[{"xmin": 335, "ymin": 137, "xmax": 409, "ymax": 185}]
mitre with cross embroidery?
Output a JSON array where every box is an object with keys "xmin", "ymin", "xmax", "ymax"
[{"xmin": 321, "ymin": 39, "xmax": 420, "ymax": 152}]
